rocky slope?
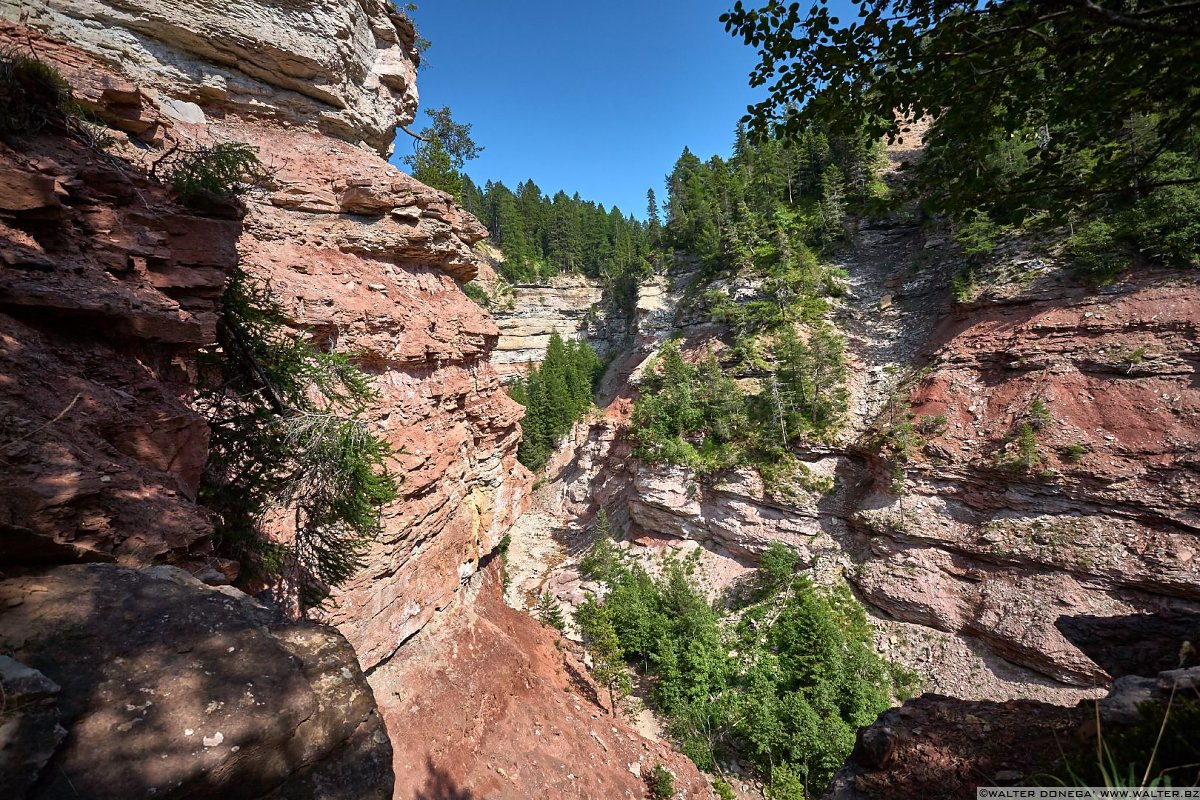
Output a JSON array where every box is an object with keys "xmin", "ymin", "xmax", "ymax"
[
  {"xmin": 0, "ymin": 5, "xmax": 717, "ymax": 797},
  {"xmin": 505, "ymin": 222, "xmax": 1200, "ymax": 711}
]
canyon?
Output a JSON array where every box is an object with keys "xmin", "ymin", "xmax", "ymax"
[{"xmin": 0, "ymin": 1, "xmax": 1197, "ymax": 799}]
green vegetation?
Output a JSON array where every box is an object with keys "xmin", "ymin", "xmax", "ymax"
[
  {"xmin": 648, "ymin": 765, "xmax": 675, "ymax": 799},
  {"xmin": 401, "ymin": 106, "xmax": 482, "ymax": 202},
  {"xmin": 1028, "ymin": 398, "xmax": 1053, "ymax": 431},
  {"xmin": 167, "ymin": 142, "xmax": 269, "ymax": 210},
  {"xmin": 1060, "ymin": 442, "xmax": 1088, "ymax": 464},
  {"xmin": 722, "ymin": 1, "xmax": 1200, "ymax": 270},
  {"xmin": 574, "ymin": 540, "xmax": 909, "ymax": 797},
  {"xmin": 628, "ymin": 121, "xmax": 875, "ymax": 485},
  {"xmin": 534, "ymin": 592, "xmax": 565, "ymax": 632},
  {"xmin": 507, "ymin": 332, "xmax": 602, "ymax": 471},
  {"xmin": 197, "ymin": 269, "xmax": 397, "ymax": 600},
  {"xmin": 461, "ymin": 280, "xmax": 490, "ymax": 308},
  {"xmin": 0, "ymin": 50, "xmax": 77, "ymax": 137},
  {"xmin": 632, "ymin": 330, "xmax": 847, "ymax": 483}
]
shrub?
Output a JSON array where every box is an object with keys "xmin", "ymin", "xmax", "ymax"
[
  {"xmin": 1028, "ymin": 398, "xmax": 1052, "ymax": 431},
  {"xmin": 462, "ymin": 281, "xmax": 490, "ymax": 307},
  {"xmin": 0, "ymin": 50, "xmax": 76, "ymax": 137},
  {"xmin": 713, "ymin": 777, "xmax": 736, "ymax": 800},
  {"xmin": 648, "ymin": 765, "xmax": 675, "ymax": 799},
  {"xmin": 1068, "ymin": 219, "xmax": 1128, "ymax": 282},
  {"xmin": 1060, "ymin": 442, "xmax": 1088, "ymax": 463},
  {"xmin": 954, "ymin": 210, "xmax": 1003, "ymax": 262},
  {"xmin": 534, "ymin": 592, "xmax": 565, "ymax": 631},
  {"xmin": 1124, "ymin": 181, "xmax": 1200, "ymax": 267},
  {"xmin": 1010, "ymin": 423, "xmax": 1042, "ymax": 472},
  {"xmin": 916, "ymin": 414, "xmax": 948, "ymax": 436},
  {"xmin": 583, "ymin": 546, "xmax": 902, "ymax": 798},
  {"xmin": 167, "ymin": 142, "xmax": 269, "ymax": 209},
  {"xmin": 951, "ymin": 268, "xmax": 977, "ymax": 303}
]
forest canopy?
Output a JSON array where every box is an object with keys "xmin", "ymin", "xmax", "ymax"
[{"xmin": 722, "ymin": 0, "xmax": 1199, "ymax": 266}]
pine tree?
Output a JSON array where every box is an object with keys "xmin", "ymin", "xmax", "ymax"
[
  {"xmin": 575, "ymin": 598, "xmax": 631, "ymax": 717},
  {"xmin": 534, "ymin": 592, "xmax": 566, "ymax": 631}
]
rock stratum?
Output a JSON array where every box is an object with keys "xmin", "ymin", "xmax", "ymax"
[
  {"xmin": 0, "ymin": 4, "xmax": 714, "ymax": 799},
  {"xmin": 504, "ymin": 212, "xmax": 1200, "ymax": 791}
]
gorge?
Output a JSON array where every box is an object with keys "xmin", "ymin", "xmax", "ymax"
[{"xmin": 0, "ymin": 2, "xmax": 1197, "ymax": 800}]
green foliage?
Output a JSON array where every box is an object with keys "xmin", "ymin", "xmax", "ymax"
[
  {"xmin": 951, "ymin": 268, "xmax": 977, "ymax": 304},
  {"xmin": 168, "ymin": 142, "xmax": 268, "ymax": 209},
  {"xmin": 534, "ymin": 592, "xmax": 565, "ymax": 631},
  {"xmin": 579, "ymin": 510, "xmax": 627, "ymax": 584},
  {"xmin": 954, "ymin": 210, "xmax": 1004, "ymax": 263},
  {"xmin": 1028, "ymin": 398, "xmax": 1052, "ymax": 431},
  {"xmin": 583, "ymin": 546, "xmax": 904, "ymax": 797},
  {"xmin": 1001, "ymin": 423, "xmax": 1043, "ymax": 473},
  {"xmin": 462, "ymin": 281, "xmax": 490, "ymax": 308},
  {"xmin": 574, "ymin": 595, "xmax": 632, "ymax": 716},
  {"xmin": 465, "ymin": 178, "xmax": 654, "ymax": 312},
  {"xmin": 197, "ymin": 269, "xmax": 397, "ymax": 597},
  {"xmin": 1060, "ymin": 442, "xmax": 1088, "ymax": 463},
  {"xmin": 402, "ymin": 106, "xmax": 482, "ymax": 199},
  {"xmin": 1068, "ymin": 219, "xmax": 1129, "ymax": 281},
  {"xmin": 759, "ymin": 541, "xmax": 799, "ymax": 595},
  {"xmin": 767, "ymin": 763, "xmax": 806, "ymax": 800},
  {"xmin": 648, "ymin": 765, "xmax": 675, "ymax": 799},
  {"xmin": 632, "ymin": 329, "xmax": 847, "ymax": 484},
  {"xmin": 0, "ymin": 50, "xmax": 77, "ymax": 137},
  {"xmin": 723, "ymin": 1, "xmax": 1199, "ymax": 222},
  {"xmin": 510, "ymin": 333, "xmax": 602, "ymax": 471},
  {"xmin": 713, "ymin": 778, "xmax": 736, "ymax": 800}
]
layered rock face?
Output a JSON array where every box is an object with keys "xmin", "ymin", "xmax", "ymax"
[
  {"xmin": 10, "ymin": 0, "xmax": 419, "ymax": 152},
  {"xmin": 0, "ymin": 24, "xmax": 237, "ymax": 572},
  {"xmin": 2, "ymin": 0, "xmax": 528, "ymax": 674},
  {"xmin": 0, "ymin": 6, "xmax": 709, "ymax": 797},
  {"xmin": 489, "ymin": 274, "xmax": 607, "ymax": 379},
  {"xmin": 0, "ymin": 22, "xmax": 394, "ymax": 798},
  {"xmin": 854, "ymin": 270, "xmax": 1200, "ymax": 688},
  {"xmin": 515, "ymin": 223, "xmax": 1200, "ymax": 708}
]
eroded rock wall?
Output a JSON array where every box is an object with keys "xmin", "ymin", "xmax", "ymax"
[
  {"xmin": 0, "ymin": 7, "xmax": 707, "ymax": 797},
  {"xmin": 5, "ymin": 0, "xmax": 419, "ymax": 152},
  {"xmin": 517, "ymin": 225, "xmax": 1200, "ymax": 707}
]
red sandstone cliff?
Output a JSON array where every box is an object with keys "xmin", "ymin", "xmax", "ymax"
[{"xmin": 0, "ymin": 4, "xmax": 716, "ymax": 797}]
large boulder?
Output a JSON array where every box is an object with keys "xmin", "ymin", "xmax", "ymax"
[{"xmin": 0, "ymin": 564, "xmax": 392, "ymax": 800}]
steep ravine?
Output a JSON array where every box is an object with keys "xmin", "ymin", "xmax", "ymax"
[{"xmin": 498, "ymin": 218, "xmax": 1200, "ymax": 717}]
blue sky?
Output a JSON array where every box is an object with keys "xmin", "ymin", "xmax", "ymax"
[{"xmin": 389, "ymin": 1, "xmax": 768, "ymax": 218}]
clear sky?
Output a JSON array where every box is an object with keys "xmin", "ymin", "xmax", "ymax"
[{"xmin": 389, "ymin": 1, "xmax": 768, "ymax": 219}]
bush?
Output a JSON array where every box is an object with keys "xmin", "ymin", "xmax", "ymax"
[
  {"xmin": 168, "ymin": 142, "xmax": 268, "ymax": 209},
  {"xmin": 1028, "ymin": 398, "xmax": 1052, "ymax": 431},
  {"xmin": 954, "ymin": 210, "xmax": 1002, "ymax": 261},
  {"xmin": 534, "ymin": 592, "xmax": 565, "ymax": 631},
  {"xmin": 951, "ymin": 268, "xmax": 977, "ymax": 304},
  {"xmin": 0, "ymin": 50, "xmax": 76, "ymax": 137},
  {"xmin": 1060, "ymin": 442, "xmax": 1088, "ymax": 463},
  {"xmin": 648, "ymin": 765, "xmax": 675, "ymax": 799},
  {"xmin": 584, "ymin": 546, "xmax": 902, "ymax": 797},
  {"xmin": 462, "ymin": 281, "xmax": 490, "ymax": 307},
  {"xmin": 1068, "ymin": 219, "xmax": 1128, "ymax": 282},
  {"xmin": 1125, "ymin": 182, "xmax": 1200, "ymax": 267}
]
